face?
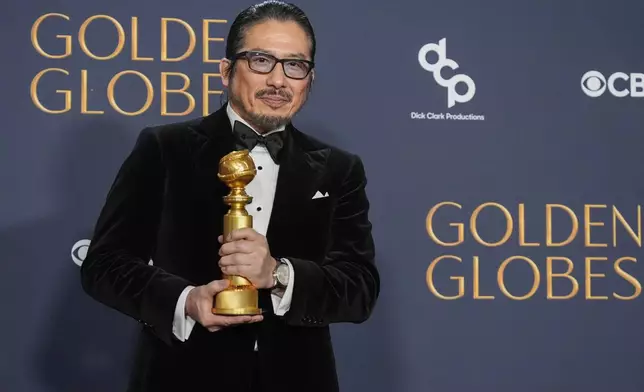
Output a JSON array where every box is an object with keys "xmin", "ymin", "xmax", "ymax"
[{"xmin": 220, "ymin": 20, "xmax": 314, "ymax": 133}]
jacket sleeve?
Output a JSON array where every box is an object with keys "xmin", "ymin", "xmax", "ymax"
[
  {"xmin": 282, "ymin": 154, "xmax": 380, "ymax": 327},
  {"xmin": 80, "ymin": 127, "xmax": 191, "ymax": 346}
]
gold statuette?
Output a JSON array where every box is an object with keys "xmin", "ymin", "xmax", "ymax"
[{"xmin": 212, "ymin": 150, "xmax": 261, "ymax": 315}]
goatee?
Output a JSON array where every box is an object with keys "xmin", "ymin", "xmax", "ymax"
[{"xmin": 229, "ymin": 92, "xmax": 292, "ymax": 133}]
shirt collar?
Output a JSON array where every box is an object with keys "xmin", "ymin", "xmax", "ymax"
[{"xmin": 226, "ymin": 102, "xmax": 286, "ymax": 136}]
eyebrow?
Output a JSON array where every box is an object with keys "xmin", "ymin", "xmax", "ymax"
[{"xmin": 248, "ymin": 48, "xmax": 309, "ymax": 60}]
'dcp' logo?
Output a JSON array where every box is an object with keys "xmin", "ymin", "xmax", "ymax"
[{"xmin": 418, "ymin": 38, "xmax": 476, "ymax": 108}]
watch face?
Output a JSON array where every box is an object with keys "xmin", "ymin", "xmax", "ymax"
[{"xmin": 276, "ymin": 263, "xmax": 289, "ymax": 285}]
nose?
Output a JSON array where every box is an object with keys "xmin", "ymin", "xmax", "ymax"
[{"xmin": 266, "ymin": 63, "xmax": 286, "ymax": 88}]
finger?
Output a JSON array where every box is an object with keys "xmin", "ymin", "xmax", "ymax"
[
  {"xmin": 205, "ymin": 279, "xmax": 229, "ymax": 295},
  {"xmin": 227, "ymin": 228, "xmax": 261, "ymax": 242},
  {"xmin": 208, "ymin": 314, "xmax": 262, "ymax": 327},
  {"xmin": 218, "ymin": 315, "xmax": 250, "ymax": 326},
  {"xmin": 218, "ymin": 240, "xmax": 255, "ymax": 256},
  {"xmin": 219, "ymin": 253, "xmax": 253, "ymax": 267},
  {"xmin": 218, "ymin": 235, "xmax": 223, "ymax": 243},
  {"xmin": 220, "ymin": 264, "xmax": 252, "ymax": 277},
  {"xmin": 229, "ymin": 315, "xmax": 263, "ymax": 324}
]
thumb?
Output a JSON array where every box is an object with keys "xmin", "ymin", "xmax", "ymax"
[{"xmin": 206, "ymin": 279, "xmax": 230, "ymax": 294}]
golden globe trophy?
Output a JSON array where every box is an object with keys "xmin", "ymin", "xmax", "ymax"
[{"xmin": 212, "ymin": 150, "xmax": 262, "ymax": 315}]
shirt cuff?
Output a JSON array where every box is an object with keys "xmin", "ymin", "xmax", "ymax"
[
  {"xmin": 271, "ymin": 258, "xmax": 294, "ymax": 316},
  {"xmin": 172, "ymin": 285, "xmax": 197, "ymax": 342}
]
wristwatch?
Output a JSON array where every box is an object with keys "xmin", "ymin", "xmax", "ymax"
[{"xmin": 272, "ymin": 258, "xmax": 289, "ymax": 290}]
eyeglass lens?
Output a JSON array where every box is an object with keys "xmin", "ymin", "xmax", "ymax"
[{"xmin": 247, "ymin": 52, "xmax": 311, "ymax": 79}]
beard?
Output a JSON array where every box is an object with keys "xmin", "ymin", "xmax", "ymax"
[{"xmin": 229, "ymin": 85, "xmax": 308, "ymax": 133}]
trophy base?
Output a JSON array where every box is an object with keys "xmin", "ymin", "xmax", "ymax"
[
  {"xmin": 212, "ymin": 279, "xmax": 261, "ymax": 316},
  {"xmin": 212, "ymin": 306, "xmax": 263, "ymax": 316}
]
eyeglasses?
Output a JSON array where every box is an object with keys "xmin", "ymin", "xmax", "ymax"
[{"xmin": 233, "ymin": 51, "xmax": 314, "ymax": 80}]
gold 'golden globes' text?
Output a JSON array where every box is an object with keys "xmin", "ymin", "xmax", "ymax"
[
  {"xmin": 30, "ymin": 13, "xmax": 227, "ymax": 116},
  {"xmin": 425, "ymin": 202, "xmax": 642, "ymax": 301}
]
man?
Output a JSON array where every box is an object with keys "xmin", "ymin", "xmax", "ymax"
[{"xmin": 80, "ymin": 1, "xmax": 379, "ymax": 391}]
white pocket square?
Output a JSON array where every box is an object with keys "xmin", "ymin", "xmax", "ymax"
[{"xmin": 312, "ymin": 190, "xmax": 329, "ymax": 199}]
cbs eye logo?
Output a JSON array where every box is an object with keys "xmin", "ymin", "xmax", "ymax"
[
  {"xmin": 71, "ymin": 239, "xmax": 154, "ymax": 266},
  {"xmin": 581, "ymin": 71, "xmax": 606, "ymax": 97},
  {"xmin": 71, "ymin": 239, "xmax": 91, "ymax": 267},
  {"xmin": 581, "ymin": 70, "xmax": 644, "ymax": 98}
]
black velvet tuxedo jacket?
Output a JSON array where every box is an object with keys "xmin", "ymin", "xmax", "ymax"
[{"xmin": 80, "ymin": 105, "xmax": 380, "ymax": 392}]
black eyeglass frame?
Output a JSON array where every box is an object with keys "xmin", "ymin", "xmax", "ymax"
[{"xmin": 232, "ymin": 50, "xmax": 315, "ymax": 80}]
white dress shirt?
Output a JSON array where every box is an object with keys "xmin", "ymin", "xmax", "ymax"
[{"xmin": 171, "ymin": 103, "xmax": 295, "ymax": 345}]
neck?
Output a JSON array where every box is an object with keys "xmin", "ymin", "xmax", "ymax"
[
  {"xmin": 228, "ymin": 101, "xmax": 268, "ymax": 134},
  {"xmin": 227, "ymin": 100, "xmax": 289, "ymax": 136}
]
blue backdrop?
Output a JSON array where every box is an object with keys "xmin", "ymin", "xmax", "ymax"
[{"xmin": 3, "ymin": 0, "xmax": 644, "ymax": 391}]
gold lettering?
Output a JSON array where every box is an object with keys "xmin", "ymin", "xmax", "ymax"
[
  {"xmin": 30, "ymin": 68, "xmax": 71, "ymax": 114},
  {"xmin": 472, "ymin": 256, "xmax": 494, "ymax": 299},
  {"xmin": 80, "ymin": 70, "xmax": 104, "ymax": 114},
  {"xmin": 546, "ymin": 257, "xmax": 578, "ymax": 299},
  {"xmin": 107, "ymin": 71, "xmax": 154, "ymax": 116},
  {"xmin": 518, "ymin": 203, "xmax": 539, "ymax": 246},
  {"xmin": 546, "ymin": 204, "xmax": 578, "ymax": 246},
  {"xmin": 584, "ymin": 205, "xmax": 608, "ymax": 247},
  {"xmin": 202, "ymin": 73, "xmax": 223, "ymax": 116},
  {"xmin": 471, "ymin": 202, "xmax": 512, "ymax": 247},
  {"xmin": 161, "ymin": 72, "xmax": 195, "ymax": 116},
  {"xmin": 498, "ymin": 256, "xmax": 539, "ymax": 300},
  {"xmin": 426, "ymin": 255, "xmax": 463, "ymax": 300},
  {"xmin": 585, "ymin": 257, "xmax": 608, "ymax": 299},
  {"xmin": 78, "ymin": 15, "xmax": 126, "ymax": 60},
  {"xmin": 31, "ymin": 13, "xmax": 72, "ymax": 59},
  {"xmin": 612, "ymin": 205, "xmax": 642, "ymax": 247},
  {"xmin": 131, "ymin": 17, "xmax": 153, "ymax": 61},
  {"xmin": 425, "ymin": 202, "xmax": 463, "ymax": 246},
  {"xmin": 613, "ymin": 257, "xmax": 641, "ymax": 300},
  {"xmin": 161, "ymin": 18, "xmax": 196, "ymax": 62},
  {"xmin": 203, "ymin": 19, "xmax": 227, "ymax": 63}
]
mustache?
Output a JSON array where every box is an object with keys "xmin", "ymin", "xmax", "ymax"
[{"xmin": 256, "ymin": 89, "xmax": 292, "ymax": 101}]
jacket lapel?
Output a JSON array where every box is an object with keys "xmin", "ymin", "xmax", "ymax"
[
  {"xmin": 266, "ymin": 125, "xmax": 330, "ymax": 247},
  {"xmin": 192, "ymin": 106, "xmax": 238, "ymax": 193},
  {"xmin": 186, "ymin": 105, "xmax": 239, "ymax": 240},
  {"xmin": 194, "ymin": 105, "xmax": 237, "ymax": 171}
]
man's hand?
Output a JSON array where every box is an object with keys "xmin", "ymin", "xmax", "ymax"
[
  {"xmin": 185, "ymin": 279, "xmax": 263, "ymax": 332},
  {"xmin": 218, "ymin": 228, "xmax": 278, "ymax": 289}
]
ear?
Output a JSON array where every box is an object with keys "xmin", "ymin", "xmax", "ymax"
[
  {"xmin": 220, "ymin": 58, "xmax": 232, "ymax": 87},
  {"xmin": 308, "ymin": 70, "xmax": 315, "ymax": 92}
]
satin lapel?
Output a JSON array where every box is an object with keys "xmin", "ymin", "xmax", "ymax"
[
  {"xmin": 191, "ymin": 106, "xmax": 238, "ymax": 216},
  {"xmin": 266, "ymin": 126, "xmax": 331, "ymax": 246},
  {"xmin": 194, "ymin": 105, "xmax": 237, "ymax": 169}
]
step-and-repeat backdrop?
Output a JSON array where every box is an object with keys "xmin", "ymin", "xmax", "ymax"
[{"xmin": 3, "ymin": 0, "xmax": 644, "ymax": 391}]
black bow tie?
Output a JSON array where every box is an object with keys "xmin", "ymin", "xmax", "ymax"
[{"xmin": 233, "ymin": 121, "xmax": 285, "ymax": 163}]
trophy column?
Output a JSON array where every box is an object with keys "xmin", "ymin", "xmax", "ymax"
[{"xmin": 212, "ymin": 150, "xmax": 262, "ymax": 316}]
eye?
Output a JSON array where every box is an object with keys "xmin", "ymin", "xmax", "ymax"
[
  {"xmin": 286, "ymin": 61, "xmax": 307, "ymax": 71},
  {"xmin": 249, "ymin": 53, "xmax": 273, "ymax": 64}
]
